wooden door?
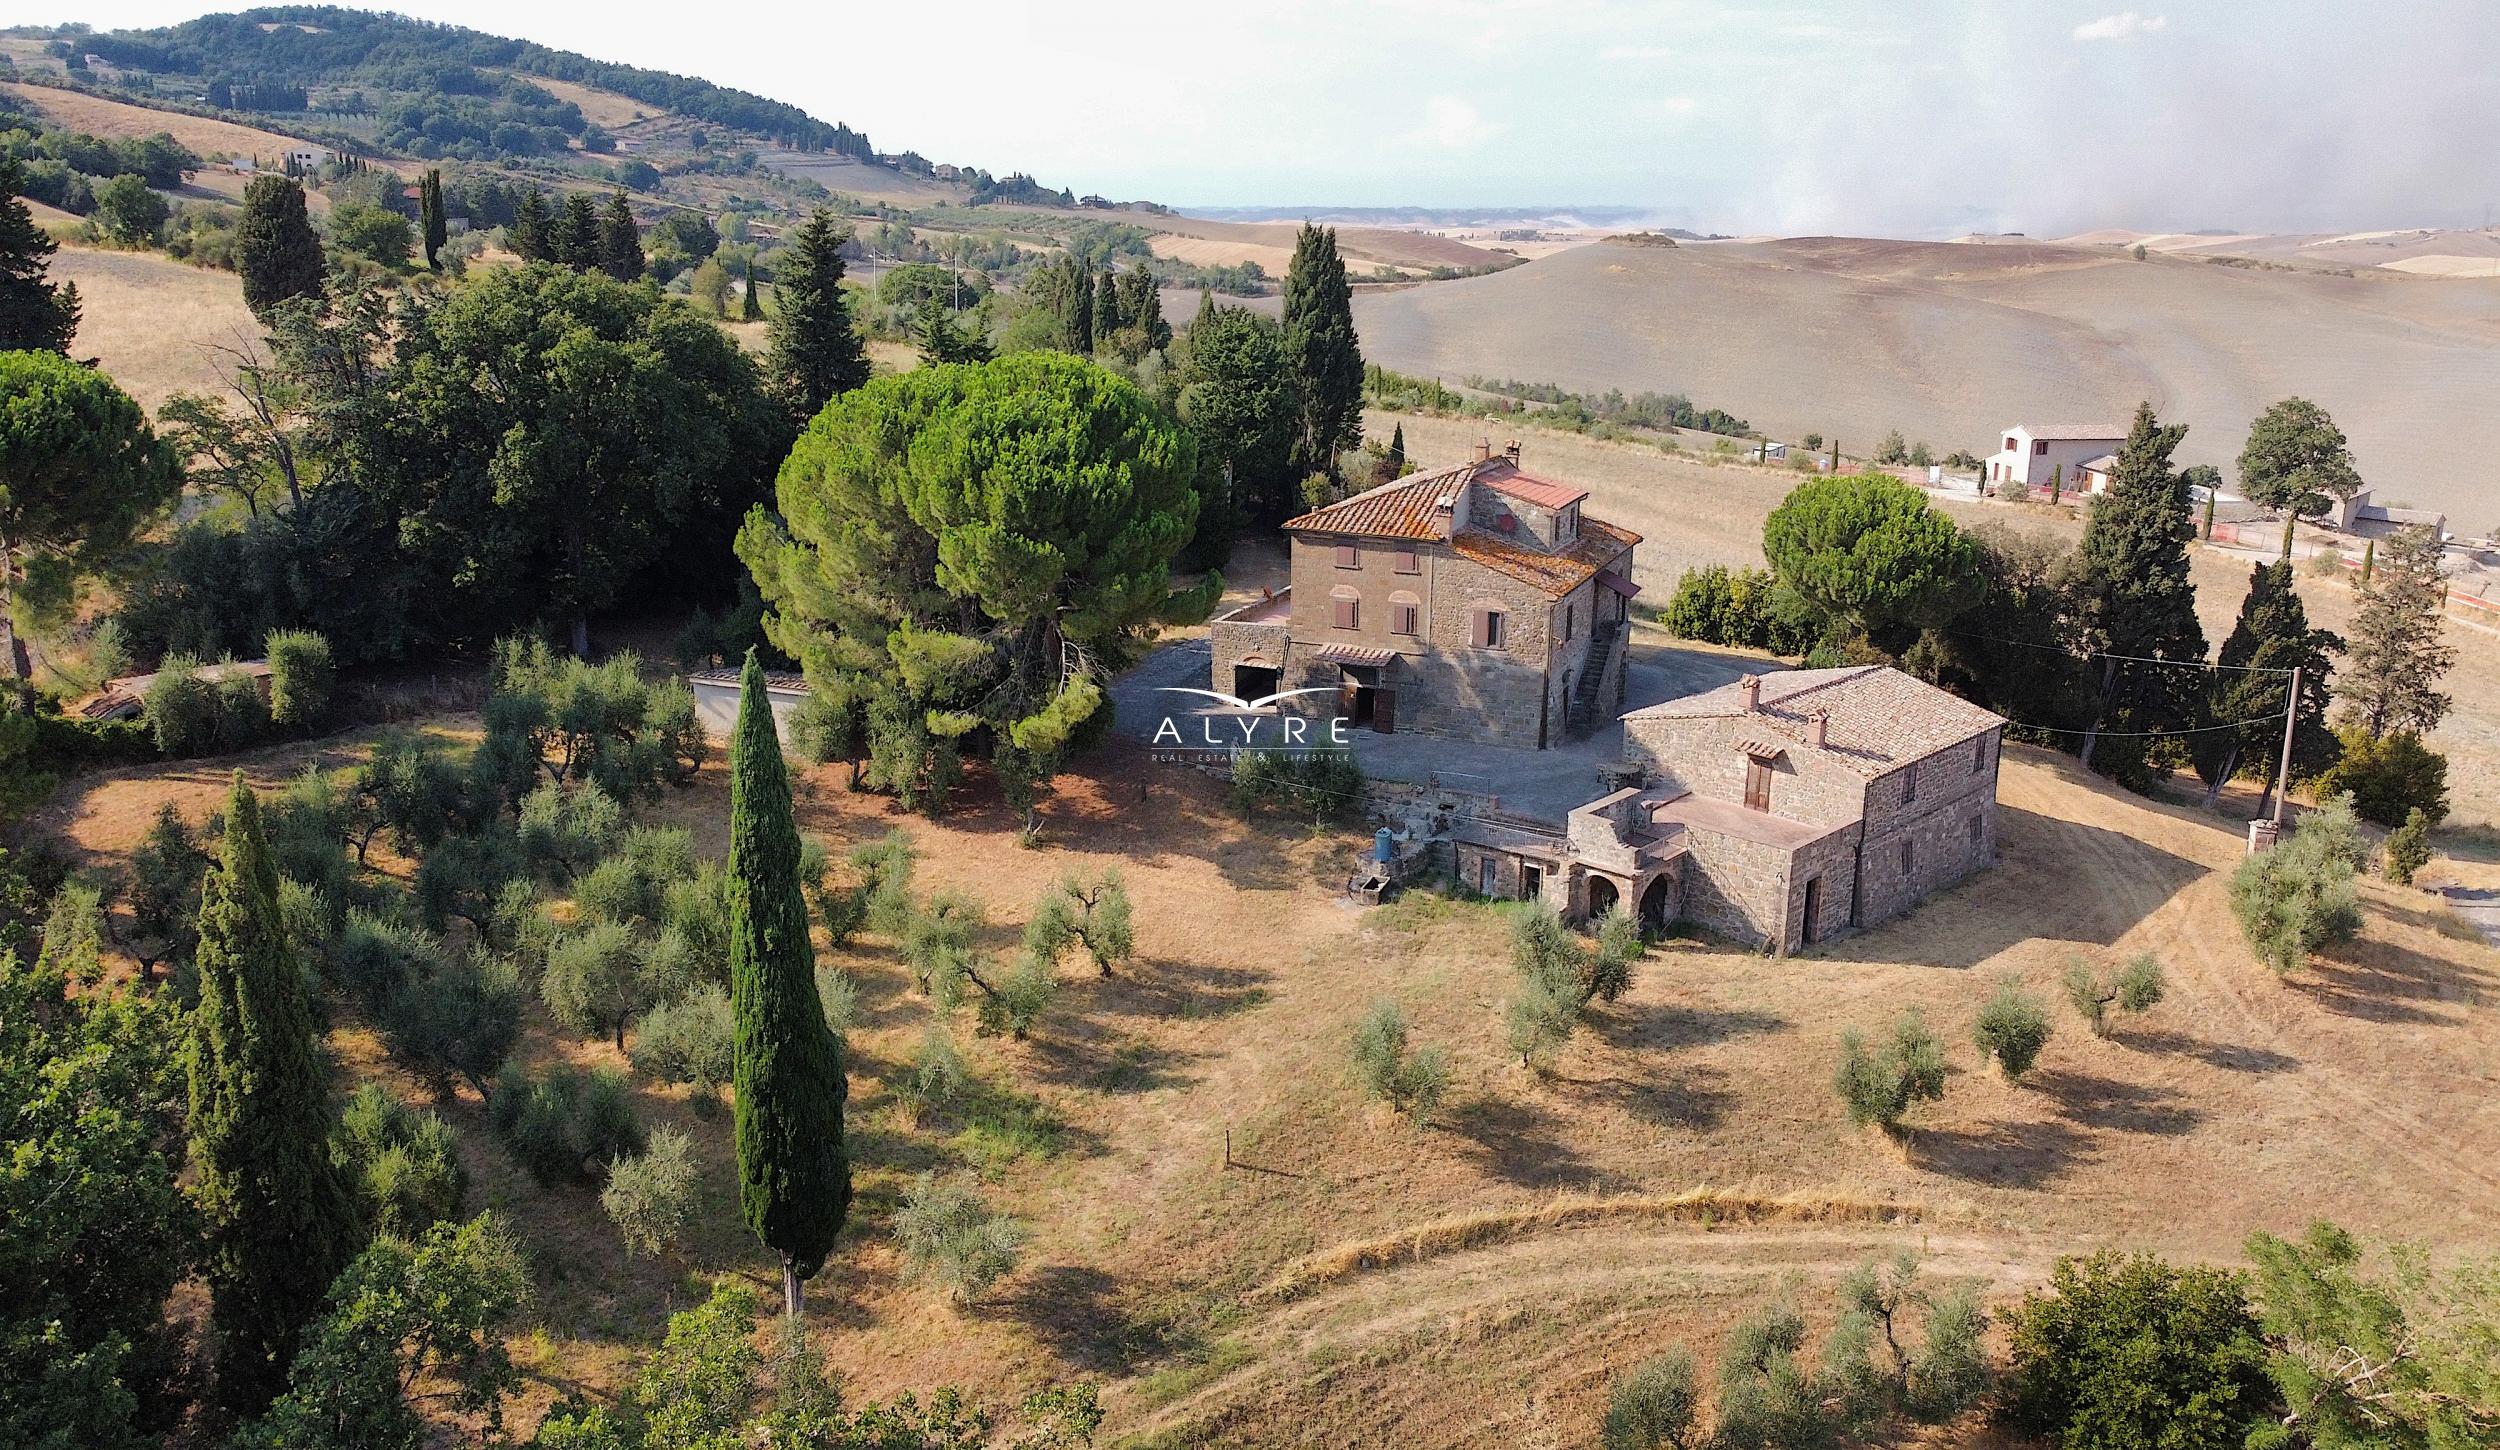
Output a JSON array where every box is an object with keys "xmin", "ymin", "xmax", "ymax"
[{"xmin": 1373, "ymin": 688, "xmax": 1396, "ymax": 733}]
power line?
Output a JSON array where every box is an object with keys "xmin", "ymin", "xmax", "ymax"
[{"xmin": 1935, "ymin": 627, "xmax": 2295, "ymax": 676}]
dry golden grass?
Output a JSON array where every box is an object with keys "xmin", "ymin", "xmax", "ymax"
[
  {"xmin": 1148, "ymin": 232, "xmax": 1302, "ymax": 277},
  {"xmin": 54, "ymin": 245, "xmax": 258, "ymax": 412},
  {"xmin": 1, "ymin": 81, "xmax": 338, "ymax": 163},
  {"xmin": 498, "ymin": 71, "xmax": 650, "ymax": 129},
  {"xmin": 37, "ymin": 718, "xmax": 2500, "ymax": 1446}
]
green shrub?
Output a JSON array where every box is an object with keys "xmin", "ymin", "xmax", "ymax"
[
  {"xmin": 2315, "ymin": 727, "xmax": 2447, "ymax": 828},
  {"xmin": 898, "ymin": 1022, "xmax": 970, "ymax": 1118},
  {"xmin": 516, "ymin": 782, "xmax": 624, "ymax": 880},
  {"xmin": 1228, "ymin": 747, "xmax": 1365, "ymax": 821},
  {"xmin": 332, "ymin": 1083, "xmax": 465, "ymax": 1238},
  {"xmin": 892, "ymin": 1172, "xmax": 1026, "ymax": 1306},
  {"xmin": 815, "ymin": 965, "xmax": 859, "ymax": 1035},
  {"xmin": 141, "ymin": 653, "xmax": 218, "ymax": 756},
  {"xmin": 601, "ymin": 1126, "xmax": 697, "ymax": 1261},
  {"xmin": 975, "ymin": 951, "xmax": 1058, "ymax": 1040},
  {"xmin": 264, "ymin": 628, "xmax": 334, "ymax": 727},
  {"xmin": 1600, "ymin": 1350, "xmax": 1701, "ymax": 1450},
  {"xmin": 374, "ymin": 947, "xmax": 521, "ymax": 1100},
  {"xmin": 1972, "ymin": 976, "xmax": 2052, "ymax": 1080},
  {"xmin": 2382, "ymin": 807, "xmax": 2432, "ymax": 885},
  {"xmin": 2001, "ymin": 1249, "xmax": 2274, "ymax": 1449},
  {"xmin": 487, "ymin": 1060, "xmax": 645, "ymax": 1185},
  {"xmin": 2231, "ymin": 797, "xmax": 2364, "ymax": 973},
  {"xmin": 630, "ymin": 984, "xmax": 735, "ymax": 1096},
  {"xmin": 2063, "ymin": 951, "xmax": 2165, "ymax": 1036},
  {"xmin": 1349, "ymin": 1000, "xmax": 1451, "ymax": 1126},
  {"xmin": 1834, "ymin": 1009, "xmax": 1947, "ymax": 1131}
]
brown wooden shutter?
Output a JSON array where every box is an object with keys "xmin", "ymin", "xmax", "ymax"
[
  {"xmin": 1469, "ymin": 609, "xmax": 1489, "ymax": 647},
  {"xmin": 1334, "ymin": 543, "xmax": 1358, "ymax": 568},
  {"xmin": 1333, "ymin": 595, "xmax": 1357, "ymax": 629},
  {"xmin": 1394, "ymin": 547, "xmax": 1419, "ymax": 573}
]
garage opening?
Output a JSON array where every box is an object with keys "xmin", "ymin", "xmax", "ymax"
[
  {"xmin": 1232, "ymin": 664, "xmax": 1279, "ymax": 702},
  {"xmin": 1640, "ymin": 875, "xmax": 1671, "ymax": 932},
  {"xmin": 1587, "ymin": 876, "xmax": 1620, "ymax": 919}
]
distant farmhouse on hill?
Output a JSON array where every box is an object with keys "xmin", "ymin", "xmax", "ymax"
[{"xmin": 1208, "ymin": 440, "xmax": 1642, "ymax": 750}]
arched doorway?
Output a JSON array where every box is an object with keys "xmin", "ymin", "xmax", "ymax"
[
  {"xmin": 1640, "ymin": 875, "xmax": 1672, "ymax": 932},
  {"xmin": 1586, "ymin": 876, "xmax": 1620, "ymax": 920}
]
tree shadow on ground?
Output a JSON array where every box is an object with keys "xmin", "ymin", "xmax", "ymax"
[
  {"xmin": 1096, "ymin": 955, "xmax": 1276, "ymax": 1024},
  {"xmin": 2028, "ymin": 1069, "xmax": 2204, "ymax": 1136},
  {"xmin": 1816, "ymin": 806, "xmax": 2210, "ymax": 971},
  {"xmin": 2112, "ymin": 1027, "xmax": 2298, "ymax": 1074},
  {"xmin": 1022, "ymin": 1021, "xmax": 1205, "ymax": 1095},
  {"xmin": 1571, "ymin": 1063, "xmax": 1736, "ymax": 1132},
  {"xmin": 1909, "ymin": 1118, "xmax": 2095, "ymax": 1189},
  {"xmin": 1443, "ymin": 1091, "xmax": 1603, "ymax": 1189},
  {"xmin": 1001, "ymin": 1263, "xmax": 1135, "ymax": 1373},
  {"xmin": 1588, "ymin": 999, "xmax": 1789, "ymax": 1052},
  {"xmin": 2292, "ymin": 934, "xmax": 2492, "ymax": 1026}
]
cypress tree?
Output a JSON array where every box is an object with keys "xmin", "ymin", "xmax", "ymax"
[
  {"xmin": 2071, "ymin": 402, "xmax": 2208, "ymax": 772},
  {"xmin": 597, "ymin": 190, "xmax": 643, "ymax": 282},
  {"xmin": 727, "ymin": 652, "xmax": 851, "ymax": 1319},
  {"xmin": 235, "ymin": 173, "xmax": 324, "ymax": 318},
  {"xmin": 2340, "ymin": 523, "xmax": 2455, "ymax": 736},
  {"xmin": 1386, "ymin": 420, "xmax": 1406, "ymax": 475},
  {"xmin": 418, "ymin": 167, "xmax": 447, "ymax": 271},
  {"xmin": 1092, "ymin": 261, "xmax": 1122, "ymax": 344},
  {"xmin": 559, "ymin": 192, "xmax": 601, "ymax": 270},
  {"xmin": 0, "ymin": 158, "xmax": 78, "ymax": 352},
  {"xmin": 509, "ymin": 188, "xmax": 549, "ymax": 262},
  {"xmin": 187, "ymin": 774, "xmax": 361, "ymax": 1414},
  {"xmin": 764, "ymin": 208, "xmax": 869, "ymax": 420},
  {"xmin": 1068, "ymin": 259, "xmax": 1095, "ymax": 355},
  {"xmin": 741, "ymin": 267, "xmax": 762, "ymax": 321},
  {"xmin": 2195, "ymin": 562, "xmax": 2342, "ymax": 811},
  {"xmin": 1282, "ymin": 222, "xmax": 1364, "ymax": 479}
]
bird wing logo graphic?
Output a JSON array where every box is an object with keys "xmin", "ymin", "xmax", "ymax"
[{"xmin": 1158, "ymin": 686, "xmax": 1341, "ymax": 712}]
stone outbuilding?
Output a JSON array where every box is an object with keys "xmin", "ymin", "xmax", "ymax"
[{"xmin": 1208, "ymin": 441, "xmax": 1641, "ymax": 749}]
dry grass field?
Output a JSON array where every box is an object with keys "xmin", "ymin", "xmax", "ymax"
[
  {"xmin": 1149, "ymin": 232, "xmax": 1304, "ymax": 277},
  {"xmin": 54, "ymin": 246, "xmax": 259, "ymax": 411},
  {"xmin": 0, "ymin": 80, "xmax": 341, "ymax": 164},
  {"xmin": 1354, "ymin": 238, "xmax": 2500, "ymax": 527},
  {"xmin": 497, "ymin": 70, "xmax": 651, "ymax": 129},
  {"xmin": 26, "ymin": 703, "xmax": 2498, "ymax": 1446},
  {"xmin": 1376, "ymin": 411, "xmax": 2500, "ymax": 834}
]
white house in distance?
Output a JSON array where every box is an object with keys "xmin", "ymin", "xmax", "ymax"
[{"xmin": 1987, "ymin": 423, "xmax": 2127, "ymax": 493}]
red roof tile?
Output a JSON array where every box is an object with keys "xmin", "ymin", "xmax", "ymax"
[
  {"xmin": 1473, "ymin": 458, "xmax": 1589, "ymax": 509},
  {"xmin": 1281, "ymin": 463, "xmax": 1468, "ymax": 541},
  {"xmin": 1449, "ymin": 517, "xmax": 1640, "ymax": 598}
]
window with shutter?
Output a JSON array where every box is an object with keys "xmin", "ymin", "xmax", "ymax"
[
  {"xmin": 1334, "ymin": 543, "xmax": 1358, "ymax": 568},
  {"xmin": 1561, "ymin": 605, "xmax": 1573, "ymax": 641},
  {"xmin": 1392, "ymin": 602, "xmax": 1418, "ymax": 635},
  {"xmin": 1902, "ymin": 762, "xmax": 1918, "ymax": 804},
  {"xmin": 1743, "ymin": 758, "xmax": 1771, "ymax": 812},
  {"xmin": 1484, "ymin": 611, "xmax": 1505, "ymax": 649},
  {"xmin": 1393, "ymin": 547, "xmax": 1419, "ymax": 574},
  {"xmin": 1973, "ymin": 735, "xmax": 1986, "ymax": 774},
  {"xmin": 1332, "ymin": 595, "xmax": 1358, "ymax": 629},
  {"xmin": 1468, "ymin": 609, "xmax": 1488, "ymax": 648}
]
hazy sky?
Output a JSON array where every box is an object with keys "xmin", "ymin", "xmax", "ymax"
[{"xmin": 26, "ymin": 1, "xmax": 2500, "ymax": 236}]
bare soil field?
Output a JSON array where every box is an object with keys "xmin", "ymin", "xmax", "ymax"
[
  {"xmin": 1353, "ymin": 237, "xmax": 2500, "ymax": 527},
  {"xmin": 1375, "ymin": 411, "xmax": 2500, "ymax": 834},
  {"xmin": 1152, "ymin": 210, "xmax": 1507, "ymax": 275},
  {"xmin": 1148, "ymin": 231, "xmax": 1303, "ymax": 277},
  {"xmin": 53, "ymin": 245, "xmax": 258, "ymax": 411},
  {"xmin": 30, "ymin": 704, "xmax": 2498, "ymax": 1446}
]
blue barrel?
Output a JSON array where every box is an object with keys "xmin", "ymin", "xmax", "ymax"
[{"xmin": 1374, "ymin": 828, "xmax": 1394, "ymax": 863}]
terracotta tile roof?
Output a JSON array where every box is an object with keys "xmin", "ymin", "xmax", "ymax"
[
  {"xmin": 1314, "ymin": 642, "xmax": 1397, "ymax": 667},
  {"xmin": 1472, "ymin": 457, "xmax": 1589, "ymax": 509},
  {"xmin": 1450, "ymin": 517, "xmax": 1640, "ymax": 598},
  {"xmin": 1624, "ymin": 665, "xmax": 2003, "ymax": 777},
  {"xmin": 688, "ymin": 667, "xmax": 811, "ymax": 693},
  {"xmin": 1281, "ymin": 463, "xmax": 1469, "ymax": 540}
]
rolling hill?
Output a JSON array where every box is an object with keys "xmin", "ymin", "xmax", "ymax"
[{"xmin": 1353, "ymin": 236, "xmax": 2500, "ymax": 527}]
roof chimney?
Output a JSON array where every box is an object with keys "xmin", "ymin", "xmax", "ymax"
[
  {"xmin": 1807, "ymin": 710, "xmax": 1828, "ymax": 748},
  {"xmin": 1504, "ymin": 438, "xmax": 1522, "ymax": 464},
  {"xmin": 1739, "ymin": 675, "xmax": 1762, "ymax": 713},
  {"xmin": 1473, "ymin": 437, "xmax": 1492, "ymax": 464},
  {"xmin": 1433, "ymin": 494, "xmax": 1457, "ymax": 539}
]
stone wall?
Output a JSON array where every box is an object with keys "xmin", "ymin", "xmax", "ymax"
[
  {"xmin": 1783, "ymin": 828, "xmax": 1866, "ymax": 949},
  {"xmin": 1623, "ymin": 714, "xmax": 1870, "ymax": 829},
  {"xmin": 1854, "ymin": 731, "xmax": 2001, "ymax": 929}
]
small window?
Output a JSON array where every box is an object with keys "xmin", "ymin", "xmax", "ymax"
[
  {"xmin": 1393, "ymin": 546, "xmax": 1419, "ymax": 574},
  {"xmin": 2003, "ymin": 435, "xmax": 2017, "ymax": 453},
  {"xmin": 1470, "ymin": 608, "xmax": 1506, "ymax": 649},
  {"xmin": 1744, "ymin": 757, "xmax": 1771, "ymax": 812},
  {"xmin": 1562, "ymin": 605, "xmax": 1574, "ymax": 642},
  {"xmin": 1331, "ymin": 592, "xmax": 1358, "ymax": 629},
  {"xmin": 1973, "ymin": 735, "xmax": 1987, "ymax": 774},
  {"xmin": 2033, "ymin": 439, "xmax": 2049, "ymax": 455},
  {"xmin": 1333, "ymin": 543, "xmax": 1359, "ymax": 569},
  {"xmin": 1967, "ymin": 813, "xmax": 1982, "ymax": 844},
  {"xmin": 1391, "ymin": 602, "xmax": 1419, "ymax": 635},
  {"xmin": 1902, "ymin": 762, "xmax": 1918, "ymax": 804},
  {"xmin": 1900, "ymin": 839, "xmax": 1916, "ymax": 875},
  {"xmin": 1485, "ymin": 611, "xmax": 1505, "ymax": 648}
]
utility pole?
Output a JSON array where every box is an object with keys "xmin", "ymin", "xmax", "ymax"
[{"xmin": 2271, "ymin": 664, "xmax": 2301, "ymax": 825}]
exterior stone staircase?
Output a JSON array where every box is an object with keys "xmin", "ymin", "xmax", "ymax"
[{"xmin": 1566, "ymin": 620, "xmax": 1623, "ymax": 739}]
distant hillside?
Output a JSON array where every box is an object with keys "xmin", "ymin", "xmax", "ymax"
[{"xmin": 1354, "ymin": 237, "xmax": 2500, "ymax": 527}]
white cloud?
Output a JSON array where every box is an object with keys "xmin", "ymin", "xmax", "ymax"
[
  {"xmin": 1601, "ymin": 44, "xmax": 1674, "ymax": 60},
  {"xmin": 2073, "ymin": 12, "xmax": 2168, "ymax": 42},
  {"xmin": 1651, "ymin": 95, "xmax": 1699, "ymax": 116},
  {"xmin": 1403, "ymin": 96, "xmax": 1504, "ymax": 150}
]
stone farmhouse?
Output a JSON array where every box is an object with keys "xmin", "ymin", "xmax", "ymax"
[
  {"xmin": 1449, "ymin": 666, "xmax": 2006, "ymax": 952},
  {"xmin": 1208, "ymin": 441, "xmax": 1642, "ymax": 748}
]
